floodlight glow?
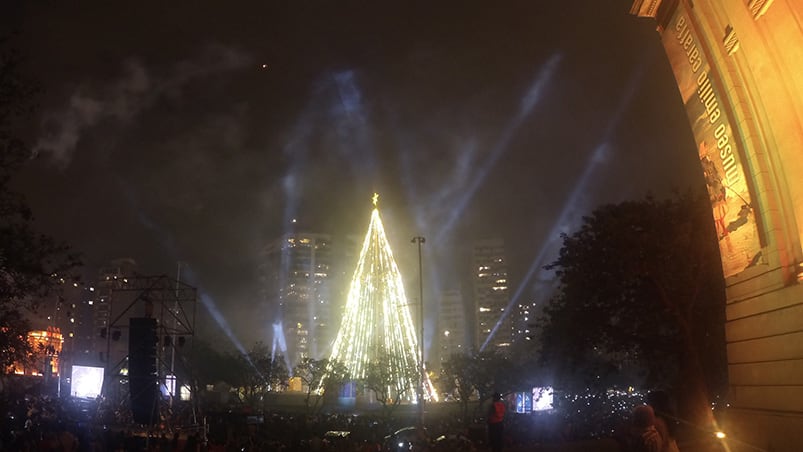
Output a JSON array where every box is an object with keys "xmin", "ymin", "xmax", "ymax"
[
  {"xmin": 271, "ymin": 322, "xmax": 290, "ymax": 373},
  {"xmin": 480, "ymin": 143, "xmax": 607, "ymax": 351},
  {"xmin": 481, "ymin": 60, "xmax": 645, "ymax": 351},
  {"xmin": 71, "ymin": 365, "xmax": 104, "ymax": 399},
  {"xmin": 177, "ymin": 264, "xmax": 252, "ymax": 361},
  {"xmin": 180, "ymin": 385, "xmax": 191, "ymax": 401},
  {"xmin": 435, "ymin": 53, "xmax": 563, "ymax": 244},
  {"xmin": 162, "ymin": 374, "xmax": 176, "ymax": 397}
]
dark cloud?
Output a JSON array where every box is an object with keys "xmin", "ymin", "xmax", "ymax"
[{"xmin": 33, "ymin": 45, "xmax": 253, "ymax": 167}]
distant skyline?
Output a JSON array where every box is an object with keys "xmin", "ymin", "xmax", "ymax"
[{"xmin": 2, "ymin": 1, "xmax": 704, "ymax": 349}]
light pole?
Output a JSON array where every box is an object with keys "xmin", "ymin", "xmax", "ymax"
[{"xmin": 411, "ymin": 236, "xmax": 426, "ymax": 428}]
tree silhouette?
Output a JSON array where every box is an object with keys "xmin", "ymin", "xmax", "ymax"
[
  {"xmin": 0, "ymin": 39, "xmax": 81, "ymax": 376},
  {"xmin": 538, "ymin": 191, "xmax": 727, "ymax": 431},
  {"xmin": 294, "ymin": 357, "xmax": 348, "ymax": 414},
  {"xmin": 437, "ymin": 352, "xmax": 476, "ymax": 422},
  {"xmin": 229, "ymin": 342, "xmax": 287, "ymax": 408},
  {"xmin": 362, "ymin": 346, "xmax": 419, "ymax": 420},
  {"xmin": 437, "ymin": 351, "xmax": 521, "ymax": 422}
]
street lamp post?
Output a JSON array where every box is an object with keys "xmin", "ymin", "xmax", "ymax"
[{"xmin": 411, "ymin": 236, "xmax": 426, "ymax": 428}]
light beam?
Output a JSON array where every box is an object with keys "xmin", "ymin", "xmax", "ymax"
[{"xmin": 480, "ymin": 60, "xmax": 647, "ymax": 351}]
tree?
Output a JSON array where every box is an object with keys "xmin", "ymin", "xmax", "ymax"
[
  {"xmin": 0, "ymin": 39, "xmax": 81, "ymax": 377},
  {"xmin": 437, "ymin": 351, "xmax": 521, "ymax": 421},
  {"xmin": 267, "ymin": 354, "xmax": 289, "ymax": 392},
  {"xmin": 0, "ymin": 37, "xmax": 37, "ymax": 175},
  {"xmin": 537, "ymin": 191, "xmax": 727, "ymax": 431},
  {"xmin": 228, "ymin": 342, "xmax": 287, "ymax": 408},
  {"xmin": 320, "ymin": 358, "xmax": 349, "ymax": 409},
  {"xmin": 438, "ymin": 352, "xmax": 477, "ymax": 422},
  {"xmin": 0, "ymin": 309, "xmax": 33, "ymax": 373},
  {"xmin": 468, "ymin": 351, "xmax": 519, "ymax": 417},
  {"xmin": 362, "ymin": 347, "xmax": 419, "ymax": 420},
  {"xmin": 191, "ymin": 340, "xmax": 241, "ymax": 384},
  {"xmin": 294, "ymin": 357, "xmax": 348, "ymax": 414},
  {"xmin": 294, "ymin": 357, "xmax": 327, "ymax": 413}
]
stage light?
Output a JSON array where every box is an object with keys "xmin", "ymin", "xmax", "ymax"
[{"xmin": 162, "ymin": 374, "xmax": 176, "ymax": 397}]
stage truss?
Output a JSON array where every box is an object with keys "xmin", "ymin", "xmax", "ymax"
[{"xmin": 100, "ymin": 274, "xmax": 198, "ymax": 428}]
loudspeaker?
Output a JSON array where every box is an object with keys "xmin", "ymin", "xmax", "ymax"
[{"xmin": 129, "ymin": 317, "xmax": 158, "ymax": 425}]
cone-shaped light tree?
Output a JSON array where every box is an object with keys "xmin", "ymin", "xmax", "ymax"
[{"xmin": 327, "ymin": 194, "xmax": 435, "ymax": 401}]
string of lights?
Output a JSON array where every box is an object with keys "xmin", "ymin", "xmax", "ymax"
[{"xmin": 326, "ymin": 195, "xmax": 436, "ymax": 401}]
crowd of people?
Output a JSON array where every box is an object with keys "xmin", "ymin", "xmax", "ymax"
[{"xmin": 2, "ymin": 379, "xmax": 694, "ymax": 452}]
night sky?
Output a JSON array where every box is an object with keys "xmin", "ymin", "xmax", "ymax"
[{"xmin": 3, "ymin": 1, "xmax": 702, "ymax": 348}]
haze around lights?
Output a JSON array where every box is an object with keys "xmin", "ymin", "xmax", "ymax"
[{"xmin": 327, "ymin": 196, "xmax": 435, "ymax": 401}]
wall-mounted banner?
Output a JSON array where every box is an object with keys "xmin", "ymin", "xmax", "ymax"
[{"xmin": 662, "ymin": 6, "xmax": 762, "ymax": 278}]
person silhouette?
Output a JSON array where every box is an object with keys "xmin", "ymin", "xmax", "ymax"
[{"xmin": 487, "ymin": 392, "xmax": 506, "ymax": 452}]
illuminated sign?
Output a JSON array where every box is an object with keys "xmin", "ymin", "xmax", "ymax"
[
  {"xmin": 662, "ymin": 6, "xmax": 762, "ymax": 278},
  {"xmin": 515, "ymin": 391, "xmax": 532, "ymax": 413}
]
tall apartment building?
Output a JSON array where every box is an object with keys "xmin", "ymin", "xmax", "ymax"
[
  {"xmin": 513, "ymin": 299, "xmax": 534, "ymax": 344},
  {"xmin": 437, "ymin": 288, "xmax": 468, "ymax": 363},
  {"xmin": 472, "ymin": 238, "xmax": 512, "ymax": 352},
  {"xmin": 59, "ymin": 281, "xmax": 96, "ymax": 368},
  {"xmin": 94, "ymin": 258, "xmax": 137, "ymax": 366},
  {"xmin": 631, "ymin": 1, "xmax": 803, "ymax": 448},
  {"xmin": 261, "ymin": 233, "xmax": 337, "ymax": 369},
  {"xmin": 29, "ymin": 259, "xmax": 138, "ymax": 372}
]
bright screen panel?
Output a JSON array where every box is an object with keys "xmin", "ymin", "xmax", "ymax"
[
  {"xmin": 532, "ymin": 387, "xmax": 554, "ymax": 411},
  {"xmin": 71, "ymin": 365, "xmax": 104, "ymax": 399}
]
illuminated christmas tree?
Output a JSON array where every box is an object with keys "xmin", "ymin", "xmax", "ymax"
[{"xmin": 327, "ymin": 194, "xmax": 435, "ymax": 402}]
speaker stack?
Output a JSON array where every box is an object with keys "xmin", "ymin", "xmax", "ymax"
[{"xmin": 128, "ymin": 317, "xmax": 158, "ymax": 425}]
